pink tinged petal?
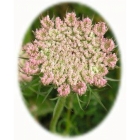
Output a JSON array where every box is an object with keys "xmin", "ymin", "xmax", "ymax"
[
  {"xmin": 23, "ymin": 43, "xmax": 38, "ymax": 57},
  {"xmin": 30, "ymin": 53, "xmax": 45, "ymax": 65},
  {"xmin": 80, "ymin": 17, "xmax": 92, "ymax": 32},
  {"xmin": 104, "ymin": 53, "xmax": 118, "ymax": 68},
  {"xmin": 35, "ymin": 28, "xmax": 48, "ymax": 40},
  {"xmin": 72, "ymin": 82, "xmax": 87, "ymax": 95},
  {"xmin": 93, "ymin": 76, "xmax": 107, "ymax": 88},
  {"xmin": 57, "ymin": 84, "xmax": 70, "ymax": 96},
  {"xmin": 101, "ymin": 38, "xmax": 115, "ymax": 53},
  {"xmin": 40, "ymin": 15, "xmax": 54, "ymax": 29},
  {"xmin": 34, "ymin": 40, "xmax": 46, "ymax": 49},
  {"xmin": 41, "ymin": 72, "xmax": 54, "ymax": 85},
  {"xmin": 65, "ymin": 12, "xmax": 77, "ymax": 26},
  {"xmin": 93, "ymin": 22, "xmax": 108, "ymax": 37},
  {"xmin": 23, "ymin": 61, "xmax": 39, "ymax": 75},
  {"xmin": 91, "ymin": 37, "xmax": 102, "ymax": 47},
  {"xmin": 55, "ymin": 17, "xmax": 63, "ymax": 30}
]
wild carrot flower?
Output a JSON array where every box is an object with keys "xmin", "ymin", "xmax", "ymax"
[{"xmin": 20, "ymin": 12, "xmax": 118, "ymax": 96}]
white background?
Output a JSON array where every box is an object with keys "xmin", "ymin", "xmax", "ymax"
[{"xmin": 1, "ymin": 0, "xmax": 139, "ymax": 140}]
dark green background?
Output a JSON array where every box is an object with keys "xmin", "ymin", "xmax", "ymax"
[{"xmin": 20, "ymin": 2, "xmax": 121, "ymax": 136}]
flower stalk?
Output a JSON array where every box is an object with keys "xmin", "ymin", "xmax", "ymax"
[{"xmin": 50, "ymin": 97, "xmax": 66, "ymax": 133}]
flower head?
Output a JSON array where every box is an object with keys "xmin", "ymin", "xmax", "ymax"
[
  {"xmin": 20, "ymin": 12, "xmax": 118, "ymax": 96},
  {"xmin": 93, "ymin": 76, "xmax": 107, "ymax": 88},
  {"xmin": 72, "ymin": 82, "xmax": 87, "ymax": 95},
  {"xmin": 23, "ymin": 43, "xmax": 38, "ymax": 57},
  {"xmin": 40, "ymin": 15, "xmax": 54, "ymax": 29},
  {"xmin": 65, "ymin": 12, "xmax": 77, "ymax": 26},
  {"xmin": 23, "ymin": 61, "xmax": 39, "ymax": 75},
  {"xmin": 93, "ymin": 22, "xmax": 108, "ymax": 37},
  {"xmin": 41, "ymin": 72, "xmax": 54, "ymax": 85},
  {"xmin": 57, "ymin": 84, "xmax": 70, "ymax": 96},
  {"xmin": 104, "ymin": 53, "xmax": 118, "ymax": 68},
  {"xmin": 101, "ymin": 38, "xmax": 115, "ymax": 53}
]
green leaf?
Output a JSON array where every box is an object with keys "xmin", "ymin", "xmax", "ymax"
[
  {"xmin": 107, "ymin": 83, "xmax": 112, "ymax": 88},
  {"xmin": 28, "ymin": 86, "xmax": 46, "ymax": 96},
  {"xmin": 42, "ymin": 87, "xmax": 54, "ymax": 103},
  {"xmin": 37, "ymin": 84, "xmax": 41, "ymax": 100},
  {"xmin": 93, "ymin": 92, "xmax": 107, "ymax": 111},
  {"xmin": 86, "ymin": 90, "xmax": 91, "ymax": 108},
  {"xmin": 115, "ymin": 65, "xmax": 120, "ymax": 69},
  {"xmin": 76, "ymin": 94, "xmax": 84, "ymax": 111},
  {"xmin": 32, "ymin": 106, "xmax": 53, "ymax": 116},
  {"xmin": 92, "ymin": 87, "xmax": 108, "ymax": 92},
  {"xmin": 18, "ymin": 56, "xmax": 29, "ymax": 60},
  {"xmin": 88, "ymin": 85, "xmax": 107, "ymax": 111},
  {"xmin": 49, "ymin": 97, "xmax": 59, "ymax": 101},
  {"xmin": 105, "ymin": 76, "xmax": 119, "ymax": 82},
  {"xmin": 79, "ymin": 98, "xmax": 86, "ymax": 103},
  {"xmin": 21, "ymin": 77, "xmax": 40, "ymax": 90}
]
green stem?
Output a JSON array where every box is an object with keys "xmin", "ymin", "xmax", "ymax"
[
  {"xmin": 65, "ymin": 106, "xmax": 71, "ymax": 135},
  {"xmin": 50, "ymin": 97, "xmax": 66, "ymax": 133},
  {"xmin": 64, "ymin": 96, "xmax": 72, "ymax": 135}
]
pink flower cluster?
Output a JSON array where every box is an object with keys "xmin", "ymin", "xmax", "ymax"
[
  {"xmin": 57, "ymin": 84, "xmax": 70, "ymax": 96},
  {"xmin": 20, "ymin": 12, "xmax": 118, "ymax": 96}
]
